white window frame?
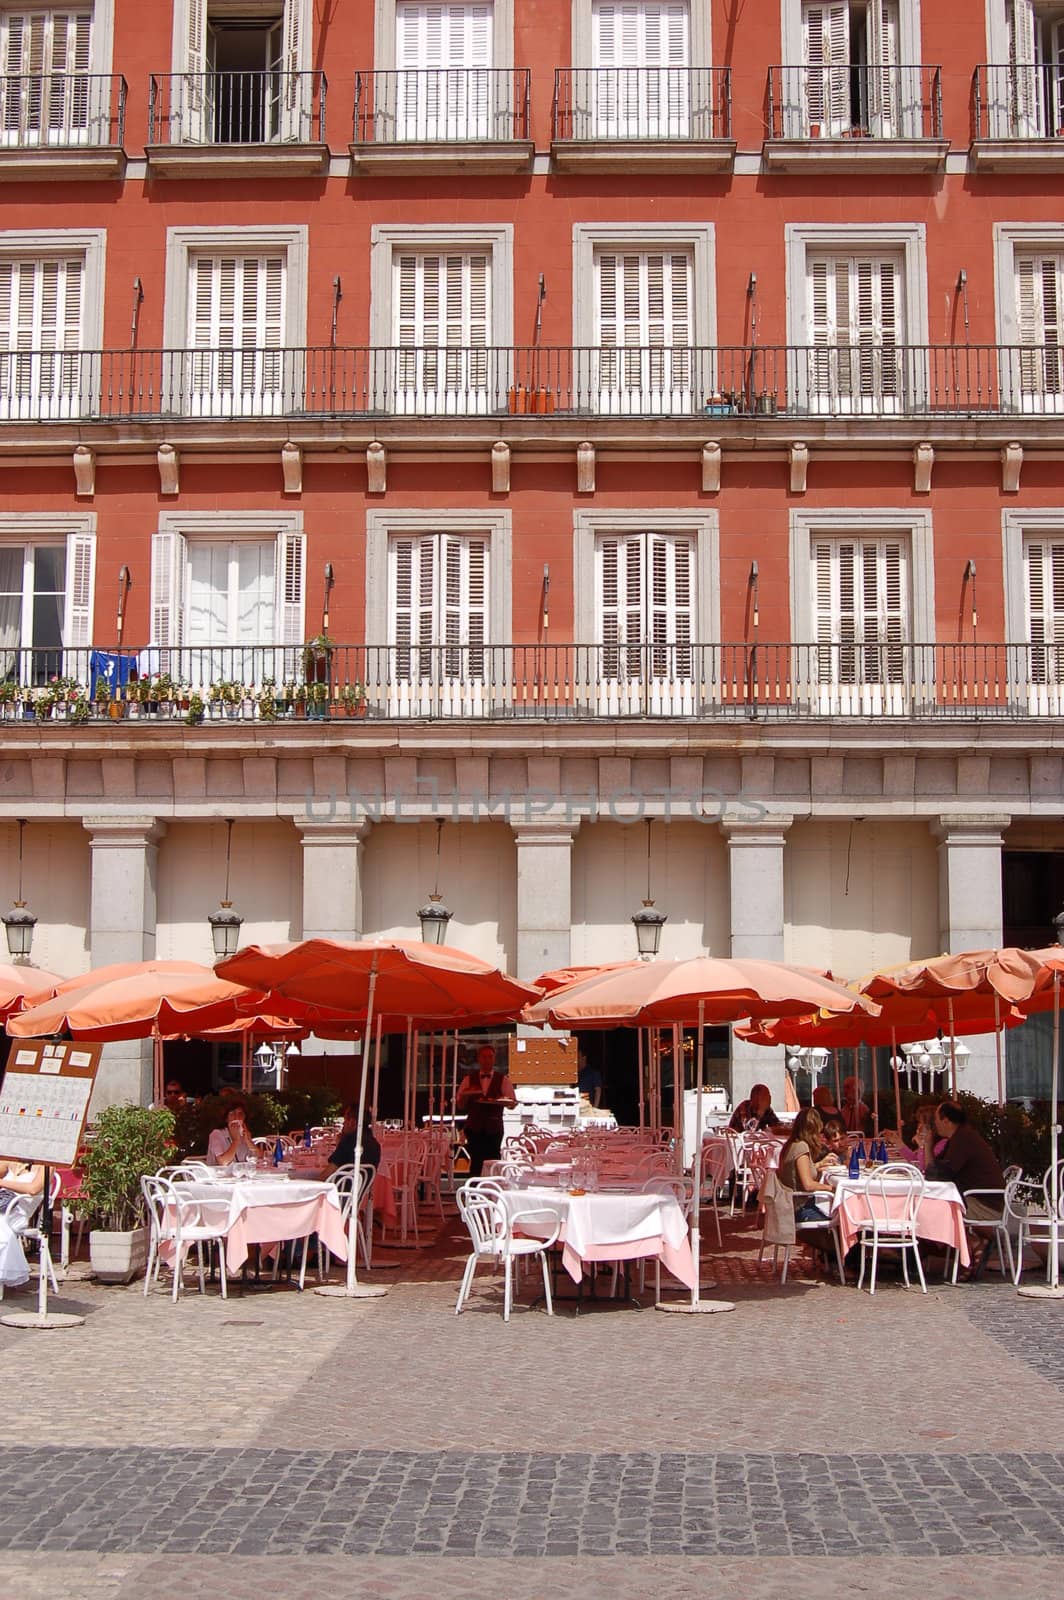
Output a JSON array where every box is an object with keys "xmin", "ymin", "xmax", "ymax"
[
  {"xmin": 0, "ymin": 510, "xmax": 96, "ymax": 680},
  {"xmin": 1002, "ymin": 507, "xmax": 1064, "ymax": 712},
  {"xmin": 0, "ymin": 226, "xmax": 105, "ymax": 343},
  {"xmin": 574, "ymin": 507, "xmax": 718, "ymax": 716},
  {"xmin": 0, "ymin": 1, "xmax": 117, "ymax": 75},
  {"xmin": 375, "ymin": 0, "xmax": 513, "ymax": 69},
  {"xmin": 153, "ymin": 509, "xmax": 305, "ymax": 683},
  {"xmin": 572, "ymin": 221, "xmax": 716, "ymax": 347},
  {"xmin": 781, "ymin": 0, "xmax": 922, "ymax": 64},
  {"xmin": 170, "ymin": 0, "xmax": 309, "ymax": 72},
  {"xmin": 994, "ymin": 224, "xmax": 1064, "ymax": 411},
  {"xmin": 163, "ymin": 224, "xmax": 307, "ymax": 352},
  {"xmin": 365, "ymin": 508, "xmax": 512, "ymax": 645},
  {"xmin": 573, "ymin": 0, "xmax": 709, "ymax": 65},
  {"xmin": 790, "ymin": 508, "xmax": 932, "ymax": 715}
]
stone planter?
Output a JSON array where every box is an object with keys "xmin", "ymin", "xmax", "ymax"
[{"xmin": 89, "ymin": 1224, "xmax": 149, "ymax": 1284}]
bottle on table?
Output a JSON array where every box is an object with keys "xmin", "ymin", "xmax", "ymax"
[
  {"xmin": 847, "ymin": 1143, "xmax": 861, "ymax": 1180},
  {"xmin": 273, "ymin": 1136, "xmax": 284, "ymax": 1167},
  {"xmin": 303, "ymin": 1123, "xmax": 312, "ymax": 1149}
]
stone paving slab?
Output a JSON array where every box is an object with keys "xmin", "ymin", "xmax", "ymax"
[
  {"xmin": 1, "ymin": 1445, "xmax": 1062, "ymax": 1559},
  {"xmin": 3, "ymin": 1551, "xmax": 1064, "ymax": 1600}
]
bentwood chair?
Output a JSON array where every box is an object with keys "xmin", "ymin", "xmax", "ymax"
[
  {"xmin": 0, "ymin": 1171, "xmax": 61, "ymax": 1301},
  {"xmin": 455, "ymin": 1180, "xmax": 560, "ymax": 1322},
  {"xmin": 855, "ymin": 1163, "xmax": 927, "ymax": 1295},
  {"xmin": 141, "ymin": 1173, "xmax": 230, "ymax": 1302}
]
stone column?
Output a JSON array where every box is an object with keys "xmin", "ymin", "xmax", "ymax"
[
  {"xmin": 511, "ymin": 821, "xmax": 579, "ymax": 984},
  {"xmin": 297, "ymin": 818, "xmax": 369, "ymax": 942},
  {"xmin": 933, "ymin": 814, "xmax": 1010, "ymax": 1101},
  {"xmin": 82, "ymin": 816, "xmax": 166, "ymax": 1110},
  {"xmin": 722, "ymin": 817, "xmax": 792, "ymax": 1109}
]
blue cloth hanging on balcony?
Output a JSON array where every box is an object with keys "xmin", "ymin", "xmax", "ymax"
[{"xmin": 89, "ymin": 651, "xmax": 135, "ymax": 697}]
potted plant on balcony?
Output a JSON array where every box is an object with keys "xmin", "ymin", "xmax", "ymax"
[
  {"xmin": 68, "ymin": 690, "xmax": 91, "ymax": 726},
  {"xmin": 340, "ymin": 682, "xmax": 367, "ymax": 718},
  {"xmin": 185, "ymin": 692, "xmax": 205, "ymax": 726},
  {"xmin": 0, "ymin": 680, "xmax": 19, "ymax": 720},
  {"xmin": 75, "ymin": 1103, "xmax": 175, "ymax": 1284},
  {"xmin": 301, "ymin": 632, "xmax": 334, "ymax": 686},
  {"xmin": 306, "ymin": 681, "xmax": 331, "ymax": 720},
  {"xmin": 257, "ymin": 679, "xmax": 278, "ymax": 722}
]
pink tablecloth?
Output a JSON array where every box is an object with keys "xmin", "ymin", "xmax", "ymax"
[
  {"xmin": 163, "ymin": 1178, "xmax": 349, "ymax": 1272},
  {"xmin": 498, "ymin": 1185, "xmax": 697, "ymax": 1290},
  {"xmin": 830, "ymin": 1177, "xmax": 970, "ymax": 1266}
]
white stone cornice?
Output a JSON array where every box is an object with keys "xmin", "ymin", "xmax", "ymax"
[
  {"xmin": 81, "ymin": 816, "xmax": 167, "ymax": 845},
  {"xmin": 931, "ymin": 814, "xmax": 1012, "ymax": 844},
  {"xmin": 719, "ymin": 815, "xmax": 793, "ymax": 845},
  {"xmin": 511, "ymin": 820, "xmax": 581, "ymax": 846},
  {"xmin": 294, "ymin": 817, "xmax": 372, "ymax": 844}
]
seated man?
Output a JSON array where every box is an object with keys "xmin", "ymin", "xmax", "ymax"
[
  {"xmin": 841, "ymin": 1075, "xmax": 872, "ymax": 1135},
  {"xmin": 924, "ymin": 1101, "xmax": 1005, "ymax": 1216},
  {"xmin": 728, "ymin": 1082, "xmax": 781, "ymax": 1133},
  {"xmin": 325, "ymin": 1104, "xmax": 382, "ymax": 1176}
]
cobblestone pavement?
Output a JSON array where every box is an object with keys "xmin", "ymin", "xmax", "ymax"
[{"xmin": 1, "ymin": 1209, "xmax": 1063, "ymax": 1598}]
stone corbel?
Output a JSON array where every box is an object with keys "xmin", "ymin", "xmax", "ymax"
[
  {"xmin": 913, "ymin": 441, "xmax": 934, "ymax": 494},
  {"xmin": 1002, "ymin": 441, "xmax": 1023, "ymax": 494},
  {"xmin": 576, "ymin": 440, "xmax": 595, "ymax": 494},
  {"xmin": 73, "ymin": 445, "xmax": 95, "ymax": 498},
  {"xmin": 281, "ymin": 441, "xmax": 302, "ymax": 495},
  {"xmin": 491, "ymin": 440, "xmax": 510, "ymax": 494},
  {"xmin": 701, "ymin": 440, "xmax": 721, "ymax": 494},
  {"xmin": 789, "ymin": 441, "xmax": 809, "ymax": 495},
  {"xmin": 366, "ymin": 441, "xmax": 386, "ymax": 495},
  {"xmin": 157, "ymin": 443, "xmax": 179, "ymax": 496}
]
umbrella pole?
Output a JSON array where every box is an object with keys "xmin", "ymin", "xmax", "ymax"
[
  {"xmin": 833, "ymin": 1048, "xmax": 841, "ymax": 1109},
  {"xmin": 672, "ymin": 1023, "xmax": 682, "ymax": 1174},
  {"xmin": 891, "ymin": 1029, "xmax": 903, "ymax": 1135},
  {"xmin": 871, "ymin": 1041, "xmax": 880, "ymax": 1135},
  {"xmin": 948, "ymin": 998, "xmax": 958, "ymax": 1098},
  {"xmin": 657, "ymin": 1001, "xmax": 733, "ymax": 1319},
  {"xmin": 152, "ymin": 1030, "xmax": 163, "ymax": 1107},
  {"xmin": 317, "ymin": 957, "xmax": 387, "ymax": 1301},
  {"xmin": 371, "ymin": 1015, "xmax": 383, "ymax": 1119},
  {"xmin": 404, "ymin": 1018, "xmax": 413, "ymax": 1130},
  {"xmin": 993, "ymin": 990, "xmax": 1004, "ymax": 1109},
  {"xmin": 1019, "ymin": 971, "xmax": 1064, "ymax": 1299},
  {"xmin": 450, "ymin": 1030, "xmax": 459, "ymax": 1138},
  {"xmin": 637, "ymin": 1028, "xmax": 645, "ymax": 1130}
]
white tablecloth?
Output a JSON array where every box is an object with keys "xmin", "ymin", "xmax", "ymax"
[
  {"xmin": 828, "ymin": 1175, "xmax": 969, "ymax": 1265},
  {"xmin": 497, "ymin": 1183, "xmax": 696, "ymax": 1288},
  {"xmin": 164, "ymin": 1176, "xmax": 348, "ymax": 1272}
]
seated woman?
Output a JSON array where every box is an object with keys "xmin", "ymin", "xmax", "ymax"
[
  {"xmin": 0, "ymin": 1159, "xmax": 45, "ymax": 1207},
  {"xmin": 206, "ymin": 1102, "xmax": 257, "ymax": 1167},
  {"xmin": 778, "ymin": 1107, "xmax": 835, "ymax": 1222}
]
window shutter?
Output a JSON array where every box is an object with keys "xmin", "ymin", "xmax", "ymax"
[
  {"xmin": 185, "ymin": 0, "xmax": 207, "ymax": 76},
  {"xmin": 151, "ymin": 529, "xmax": 188, "ymax": 649},
  {"xmin": 1016, "ymin": 253, "xmax": 1064, "ymax": 397},
  {"xmin": 1009, "ymin": 0, "xmax": 1038, "ymax": 67},
  {"xmin": 804, "ymin": 2, "xmax": 850, "ymax": 131},
  {"xmin": 867, "ymin": 0, "xmax": 899, "ymax": 132},
  {"xmin": 439, "ymin": 532, "xmax": 487, "ymax": 673},
  {"xmin": 1026, "ymin": 539, "xmax": 1064, "ymax": 663},
  {"xmin": 62, "ymin": 526, "xmax": 95, "ymax": 651},
  {"xmin": 275, "ymin": 528, "xmax": 305, "ymax": 652},
  {"xmin": 389, "ymin": 534, "xmax": 436, "ymax": 678},
  {"xmin": 648, "ymin": 532, "xmax": 694, "ymax": 674}
]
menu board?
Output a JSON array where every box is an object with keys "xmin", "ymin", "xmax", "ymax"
[
  {"xmin": 0, "ymin": 1040, "xmax": 102, "ymax": 1167},
  {"xmin": 510, "ymin": 1035, "xmax": 578, "ymax": 1085}
]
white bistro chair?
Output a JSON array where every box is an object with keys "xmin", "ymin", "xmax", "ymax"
[
  {"xmin": 319, "ymin": 1163, "xmax": 375, "ymax": 1281},
  {"xmin": 141, "ymin": 1173, "xmax": 230, "ymax": 1302},
  {"xmin": 0, "ymin": 1170, "xmax": 61, "ymax": 1301},
  {"xmin": 1005, "ymin": 1166, "xmax": 1064, "ymax": 1285},
  {"xmin": 855, "ymin": 1163, "xmax": 927, "ymax": 1295},
  {"xmin": 455, "ymin": 1179, "xmax": 561, "ymax": 1322}
]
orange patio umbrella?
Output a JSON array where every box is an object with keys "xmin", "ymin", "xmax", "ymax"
[
  {"xmin": 7, "ymin": 961, "xmax": 268, "ymax": 1105},
  {"xmin": 532, "ymin": 962, "xmax": 638, "ymax": 995},
  {"xmin": 0, "ymin": 962, "xmax": 66, "ymax": 1023},
  {"xmin": 523, "ymin": 956, "xmax": 878, "ymax": 1313},
  {"xmin": 216, "ymin": 937, "xmax": 540, "ymax": 1299}
]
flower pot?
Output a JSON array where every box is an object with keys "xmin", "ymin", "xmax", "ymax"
[
  {"xmin": 508, "ymin": 386, "xmax": 554, "ymax": 414},
  {"xmin": 808, "ymin": 122, "xmax": 821, "ymax": 138},
  {"xmin": 89, "ymin": 1224, "xmax": 149, "ymax": 1285}
]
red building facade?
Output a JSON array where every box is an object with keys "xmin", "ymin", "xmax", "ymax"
[{"xmin": 0, "ymin": 0, "xmax": 1061, "ymax": 1107}]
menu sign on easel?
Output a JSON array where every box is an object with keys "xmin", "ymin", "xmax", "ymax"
[{"xmin": 0, "ymin": 1040, "xmax": 102, "ymax": 1167}]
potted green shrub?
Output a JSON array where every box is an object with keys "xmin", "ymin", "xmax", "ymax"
[
  {"xmin": 301, "ymin": 632, "xmax": 334, "ymax": 686},
  {"xmin": 185, "ymin": 691, "xmax": 205, "ymax": 726},
  {"xmin": 75, "ymin": 1103, "xmax": 175, "ymax": 1284}
]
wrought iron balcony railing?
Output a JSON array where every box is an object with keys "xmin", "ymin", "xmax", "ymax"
[
  {"xmin": 767, "ymin": 63, "xmax": 942, "ymax": 141},
  {"xmin": 354, "ymin": 68, "xmax": 529, "ymax": 143},
  {"xmin": 148, "ymin": 71, "xmax": 326, "ymax": 146},
  {"xmin": 5, "ymin": 343, "xmax": 1064, "ymax": 423},
  {"xmin": 0, "ymin": 72, "xmax": 125, "ymax": 147},
  {"xmin": 973, "ymin": 63, "xmax": 1064, "ymax": 141},
  {"xmin": 552, "ymin": 67, "xmax": 731, "ymax": 142},
  {"xmin": 6, "ymin": 644, "xmax": 1064, "ymax": 723}
]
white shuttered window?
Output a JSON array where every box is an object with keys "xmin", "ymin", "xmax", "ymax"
[
  {"xmin": 187, "ymin": 252, "xmax": 286, "ymax": 415},
  {"xmin": 1026, "ymin": 537, "xmax": 1064, "ymax": 686},
  {"xmin": 591, "ymin": 1, "xmax": 689, "ymax": 137},
  {"xmin": 395, "ymin": 2, "xmax": 493, "ymax": 139},
  {"xmin": 394, "ymin": 250, "xmax": 491, "ymax": 412},
  {"xmin": 0, "ymin": 9, "xmax": 93, "ymax": 144},
  {"xmin": 595, "ymin": 248, "xmax": 693, "ymax": 412},
  {"xmin": 0, "ymin": 256, "xmax": 84, "ymax": 419},
  {"xmin": 388, "ymin": 531, "xmax": 488, "ymax": 682},
  {"xmin": 150, "ymin": 528, "xmax": 304, "ymax": 686},
  {"xmin": 803, "ymin": 1, "xmax": 899, "ymax": 136},
  {"xmin": 812, "ymin": 536, "xmax": 908, "ymax": 689},
  {"xmin": 807, "ymin": 252, "xmax": 903, "ymax": 411},
  {"xmin": 1016, "ymin": 251, "xmax": 1064, "ymax": 406},
  {"xmin": 596, "ymin": 530, "xmax": 695, "ymax": 679},
  {"xmin": 0, "ymin": 530, "xmax": 94, "ymax": 685}
]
